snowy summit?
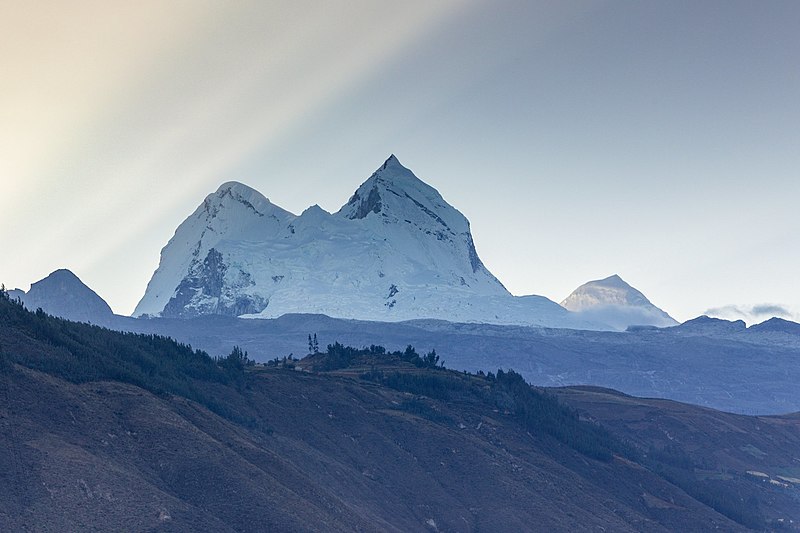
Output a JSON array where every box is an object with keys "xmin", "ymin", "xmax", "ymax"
[{"xmin": 560, "ymin": 274, "xmax": 677, "ymax": 330}]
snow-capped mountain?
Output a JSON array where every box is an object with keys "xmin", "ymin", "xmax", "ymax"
[
  {"xmin": 12, "ymin": 269, "xmax": 114, "ymax": 324},
  {"xmin": 560, "ymin": 274, "xmax": 678, "ymax": 330},
  {"xmin": 135, "ymin": 156, "xmax": 601, "ymax": 329}
]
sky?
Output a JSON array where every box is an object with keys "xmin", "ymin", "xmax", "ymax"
[{"xmin": 2, "ymin": 0, "xmax": 798, "ymax": 323}]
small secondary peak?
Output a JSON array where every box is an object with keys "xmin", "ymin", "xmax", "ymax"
[
  {"xmin": 21, "ymin": 269, "xmax": 114, "ymax": 323},
  {"xmin": 302, "ymin": 204, "xmax": 329, "ymax": 214},
  {"xmin": 299, "ymin": 204, "xmax": 331, "ymax": 219},
  {"xmin": 211, "ymin": 181, "xmax": 266, "ymax": 206},
  {"xmin": 584, "ymin": 274, "xmax": 628, "ymax": 289},
  {"xmin": 202, "ymin": 180, "xmax": 294, "ymax": 222},
  {"xmin": 562, "ymin": 275, "xmax": 649, "ymax": 309},
  {"xmin": 561, "ymin": 274, "xmax": 678, "ymax": 329}
]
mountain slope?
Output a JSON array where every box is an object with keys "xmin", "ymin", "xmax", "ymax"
[
  {"xmin": 2, "ymin": 295, "xmax": 780, "ymax": 531},
  {"xmin": 554, "ymin": 386, "xmax": 800, "ymax": 528},
  {"xmin": 561, "ymin": 274, "xmax": 677, "ymax": 330},
  {"xmin": 134, "ymin": 156, "xmax": 597, "ymax": 329},
  {"xmin": 12, "ymin": 269, "xmax": 114, "ymax": 324},
  {"xmin": 134, "ymin": 181, "xmax": 294, "ymax": 318}
]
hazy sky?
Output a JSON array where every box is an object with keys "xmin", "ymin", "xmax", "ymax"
[{"xmin": 2, "ymin": 0, "xmax": 798, "ymax": 323}]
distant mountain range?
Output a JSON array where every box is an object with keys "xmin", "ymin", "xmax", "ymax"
[
  {"xmin": 4, "ymin": 156, "xmax": 790, "ymax": 335},
  {"xmin": 126, "ymin": 155, "xmax": 671, "ymax": 330},
  {"xmin": 8, "ymin": 267, "xmax": 800, "ymax": 414}
]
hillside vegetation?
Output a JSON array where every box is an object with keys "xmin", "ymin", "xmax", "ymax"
[{"xmin": 1, "ymin": 291, "xmax": 798, "ymax": 531}]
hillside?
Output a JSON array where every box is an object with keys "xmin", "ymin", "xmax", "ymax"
[
  {"xmin": 115, "ymin": 312, "xmax": 800, "ymax": 415},
  {"xmin": 554, "ymin": 386, "xmax": 800, "ymax": 528},
  {"xmin": 1, "ymin": 292, "xmax": 798, "ymax": 530}
]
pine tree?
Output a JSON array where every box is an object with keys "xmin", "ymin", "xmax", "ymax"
[{"xmin": 423, "ymin": 349, "xmax": 439, "ymax": 368}]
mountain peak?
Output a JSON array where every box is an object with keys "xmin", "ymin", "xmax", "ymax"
[
  {"xmin": 561, "ymin": 274, "xmax": 677, "ymax": 330},
  {"xmin": 563, "ymin": 275, "xmax": 642, "ymax": 306},
  {"xmin": 44, "ymin": 268, "xmax": 83, "ymax": 283},
  {"xmin": 133, "ymin": 181, "xmax": 295, "ymax": 317},
  {"xmin": 206, "ymin": 180, "xmax": 289, "ymax": 219},
  {"xmin": 333, "ymin": 157, "xmax": 494, "ymax": 273},
  {"xmin": 215, "ymin": 180, "xmax": 255, "ymax": 194},
  {"xmin": 20, "ymin": 269, "xmax": 114, "ymax": 323},
  {"xmin": 602, "ymin": 274, "xmax": 625, "ymax": 285},
  {"xmin": 362, "ymin": 154, "xmax": 438, "ymax": 196},
  {"xmin": 302, "ymin": 204, "xmax": 329, "ymax": 215},
  {"xmin": 337, "ymin": 156, "xmax": 450, "ymax": 223},
  {"xmin": 372, "ymin": 154, "xmax": 424, "ymax": 188},
  {"xmin": 574, "ymin": 274, "xmax": 630, "ymax": 291},
  {"xmin": 381, "ymin": 154, "xmax": 401, "ymax": 169}
]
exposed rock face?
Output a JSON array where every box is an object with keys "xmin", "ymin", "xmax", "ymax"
[
  {"xmin": 347, "ymin": 184, "xmax": 382, "ymax": 219},
  {"xmin": 134, "ymin": 180, "xmax": 292, "ymax": 318},
  {"xmin": 162, "ymin": 248, "xmax": 267, "ymax": 318}
]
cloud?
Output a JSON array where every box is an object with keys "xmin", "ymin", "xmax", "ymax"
[
  {"xmin": 703, "ymin": 304, "xmax": 798, "ymax": 325},
  {"xmin": 750, "ymin": 304, "xmax": 793, "ymax": 318},
  {"xmin": 704, "ymin": 305, "xmax": 745, "ymax": 317}
]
